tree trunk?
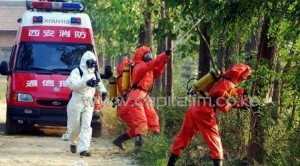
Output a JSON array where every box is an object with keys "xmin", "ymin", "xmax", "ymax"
[
  {"xmin": 162, "ymin": 69, "xmax": 166, "ymax": 95},
  {"xmin": 154, "ymin": 0, "xmax": 166, "ymax": 93},
  {"xmin": 98, "ymin": 51, "xmax": 105, "ymax": 69},
  {"xmin": 198, "ymin": 23, "xmax": 210, "ymax": 79},
  {"xmin": 144, "ymin": 0, "xmax": 153, "ymax": 49},
  {"xmin": 165, "ymin": 2, "xmax": 172, "ymax": 98},
  {"xmin": 166, "ymin": 36, "xmax": 173, "ymax": 97},
  {"xmin": 245, "ymin": 35, "xmax": 258, "ymax": 66},
  {"xmin": 225, "ymin": 44, "xmax": 232, "ymax": 70},
  {"xmin": 217, "ymin": 32, "xmax": 225, "ymax": 73},
  {"xmin": 105, "ymin": 56, "xmax": 111, "ymax": 68},
  {"xmin": 248, "ymin": 17, "xmax": 275, "ymax": 165},
  {"xmin": 138, "ymin": 25, "xmax": 146, "ymax": 47},
  {"xmin": 288, "ymin": 96, "xmax": 298, "ymax": 130},
  {"xmin": 280, "ymin": 60, "xmax": 292, "ymax": 114},
  {"xmin": 272, "ymin": 60, "xmax": 281, "ymax": 122}
]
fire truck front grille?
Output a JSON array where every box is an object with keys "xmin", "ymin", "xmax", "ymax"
[{"xmin": 37, "ymin": 100, "xmax": 69, "ymax": 107}]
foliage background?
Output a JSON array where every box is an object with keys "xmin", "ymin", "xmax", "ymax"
[{"xmin": 81, "ymin": 0, "xmax": 300, "ymax": 165}]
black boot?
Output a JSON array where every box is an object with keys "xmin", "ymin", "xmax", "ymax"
[
  {"xmin": 70, "ymin": 144, "xmax": 76, "ymax": 153},
  {"xmin": 167, "ymin": 153, "xmax": 179, "ymax": 166},
  {"xmin": 113, "ymin": 133, "xmax": 130, "ymax": 150},
  {"xmin": 212, "ymin": 159, "xmax": 223, "ymax": 166},
  {"xmin": 134, "ymin": 134, "xmax": 143, "ymax": 155},
  {"xmin": 80, "ymin": 150, "xmax": 91, "ymax": 157}
]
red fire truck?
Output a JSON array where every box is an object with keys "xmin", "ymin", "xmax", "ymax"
[{"xmin": 0, "ymin": 1, "xmax": 103, "ymax": 136}]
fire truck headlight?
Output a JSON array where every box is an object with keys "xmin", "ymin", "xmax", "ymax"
[{"xmin": 18, "ymin": 93, "xmax": 33, "ymax": 102}]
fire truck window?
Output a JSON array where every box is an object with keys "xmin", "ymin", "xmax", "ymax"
[{"xmin": 15, "ymin": 42, "xmax": 93, "ymax": 72}]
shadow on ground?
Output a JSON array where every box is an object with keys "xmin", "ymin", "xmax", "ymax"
[{"xmin": 0, "ymin": 121, "xmax": 66, "ymax": 137}]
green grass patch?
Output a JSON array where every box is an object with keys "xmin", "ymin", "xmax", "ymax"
[{"xmin": 134, "ymin": 133, "xmax": 172, "ymax": 166}]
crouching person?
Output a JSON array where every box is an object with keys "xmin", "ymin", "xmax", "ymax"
[{"xmin": 168, "ymin": 63, "xmax": 251, "ymax": 166}]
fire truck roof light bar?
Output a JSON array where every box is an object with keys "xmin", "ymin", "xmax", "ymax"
[{"xmin": 29, "ymin": 1, "xmax": 84, "ymax": 12}]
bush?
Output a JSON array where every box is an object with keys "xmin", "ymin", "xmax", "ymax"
[
  {"xmin": 134, "ymin": 133, "xmax": 172, "ymax": 166},
  {"xmin": 133, "ymin": 104, "xmax": 188, "ymax": 165},
  {"xmin": 101, "ymin": 104, "xmax": 124, "ymax": 135},
  {"xmin": 157, "ymin": 105, "xmax": 188, "ymax": 138}
]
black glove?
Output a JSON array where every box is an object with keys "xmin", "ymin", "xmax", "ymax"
[
  {"xmin": 243, "ymin": 89, "xmax": 249, "ymax": 96},
  {"xmin": 100, "ymin": 66, "xmax": 113, "ymax": 79},
  {"xmin": 86, "ymin": 78, "xmax": 98, "ymax": 87},
  {"xmin": 165, "ymin": 49, "xmax": 172, "ymax": 56},
  {"xmin": 101, "ymin": 92, "xmax": 107, "ymax": 101}
]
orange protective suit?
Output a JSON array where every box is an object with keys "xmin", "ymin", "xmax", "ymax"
[
  {"xmin": 170, "ymin": 63, "xmax": 251, "ymax": 159},
  {"xmin": 127, "ymin": 46, "xmax": 169, "ymax": 136},
  {"xmin": 116, "ymin": 58, "xmax": 135, "ymax": 138}
]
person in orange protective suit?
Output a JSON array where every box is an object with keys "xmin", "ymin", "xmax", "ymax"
[
  {"xmin": 126, "ymin": 46, "xmax": 171, "ymax": 154},
  {"xmin": 112, "ymin": 58, "xmax": 135, "ymax": 150},
  {"xmin": 167, "ymin": 63, "xmax": 251, "ymax": 166}
]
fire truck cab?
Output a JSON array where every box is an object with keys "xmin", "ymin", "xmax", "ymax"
[{"xmin": 0, "ymin": 1, "xmax": 103, "ymax": 136}]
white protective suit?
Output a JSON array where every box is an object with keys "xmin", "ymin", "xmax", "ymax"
[{"xmin": 66, "ymin": 51, "xmax": 107, "ymax": 153}]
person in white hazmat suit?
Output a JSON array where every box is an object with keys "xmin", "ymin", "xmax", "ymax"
[{"xmin": 66, "ymin": 51, "xmax": 107, "ymax": 157}]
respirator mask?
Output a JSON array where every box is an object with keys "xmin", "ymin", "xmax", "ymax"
[
  {"xmin": 143, "ymin": 52, "xmax": 153, "ymax": 62},
  {"xmin": 86, "ymin": 59, "xmax": 97, "ymax": 72}
]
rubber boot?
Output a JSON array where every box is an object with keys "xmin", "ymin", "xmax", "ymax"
[
  {"xmin": 134, "ymin": 134, "xmax": 143, "ymax": 155},
  {"xmin": 212, "ymin": 159, "xmax": 223, "ymax": 166},
  {"xmin": 70, "ymin": 144, "xmax": 76, "ymax": 153},
  {"xmin": 167, "ymin": 153, "xmax": 179, "ymax": 166},
  {"xmin": 113, "ymin": 133, "xmax": 130, "ymax": 150},
  {"xmin": 80, "ymin": 150, "xmax": 91, "ymax": 157}
]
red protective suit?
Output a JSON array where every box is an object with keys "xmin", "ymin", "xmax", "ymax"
[
  {"xmin": 127, "ymin": 46, "xmax": 169, "ymax": 136},
  {"xmin": 116, "ymin": 58, "xmax": 135, "ymax": 138},
  {"xmin": 170, "ymin": 63, "xmax": 251, "ymax": 159}
]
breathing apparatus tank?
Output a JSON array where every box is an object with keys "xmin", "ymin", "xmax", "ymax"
[
  {"xmin": 191, "ymin": 70, "xmax": 222, "ymax": 95},
  {"xmin": 108, "ymin": 76, "xmax": 117, "ymax": 100},
  {"xmin": 121, "ymin": 65, "xmax": 131, "ymax": 92}
]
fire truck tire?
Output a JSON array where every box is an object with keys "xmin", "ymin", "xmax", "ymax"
[
  {"xmin": 91, "ymin": 122, "xmax": 102, "ymax": 138},
  {"xmin": 6, "ymin": 118, "xmax": 18, "ymax": 135}
]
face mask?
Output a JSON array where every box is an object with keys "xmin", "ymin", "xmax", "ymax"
[
  {"xmin": 143, "ymin": 52, "xmax": 153, "ymax": 62},
  {"xmin": 86, "ymin": 59, "xmax": 96, "ymax": 68}
]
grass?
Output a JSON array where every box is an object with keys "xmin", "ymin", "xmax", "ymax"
[{"xmin": 133, "ymin": 133, "xmax": 172, "ymax": 166}]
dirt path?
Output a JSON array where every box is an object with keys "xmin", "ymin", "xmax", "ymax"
[{"xmin": 0, "ymin": 104, "xmax": 138, "ymax": 166}]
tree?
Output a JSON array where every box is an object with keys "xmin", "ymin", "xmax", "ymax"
[
  {"xmin": 154, "ymin": 0, "xmax": 167, "ymax": 93},
  {"xmin": 144, "ymin": 0, "xmax": 153, "ymax": 48}
]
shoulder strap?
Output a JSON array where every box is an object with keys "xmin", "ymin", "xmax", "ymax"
[
  {"xmin": 77, "ymin": 67, "xmax": 83, "ymax": 78},
  {"xmin": 124, "ymin": 65, "xmax": 145, "ymax": 95},
  {"xmin": 94, "ymin": 70, "xmax": 99, "ymax": 80}
]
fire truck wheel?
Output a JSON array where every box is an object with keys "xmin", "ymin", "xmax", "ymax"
[
  {"xmin": 91, "ymin": 122, "xmax": 102, "ymax": 138},
  {"xmin": 6, "ymin": 118, "xmax": 18, "ymax": 135}
]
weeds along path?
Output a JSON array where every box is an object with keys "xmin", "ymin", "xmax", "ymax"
[{"xmin": 0, "ymin": 103, "xmax": 138, "ymax": 166}]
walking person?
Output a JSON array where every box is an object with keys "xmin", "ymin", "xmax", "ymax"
[
  {"xmin": 125, "ymin": 46, "xmax": 171, "ymax": 154},
  {"xmin": 66, "ymin": 51, "xmax": 107, "ymax": 157}
]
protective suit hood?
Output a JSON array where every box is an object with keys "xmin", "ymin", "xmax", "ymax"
[
  {"xmin": 80, "ymin": 51, "xmax": 97, "ymax": 72},
  {"xmin": 133, "ymin": 46, "xmax": 151, "ymax": 64},
  {"xmin": 224, "ymin": 63, "xmax": 251, "ymax": 84}
]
